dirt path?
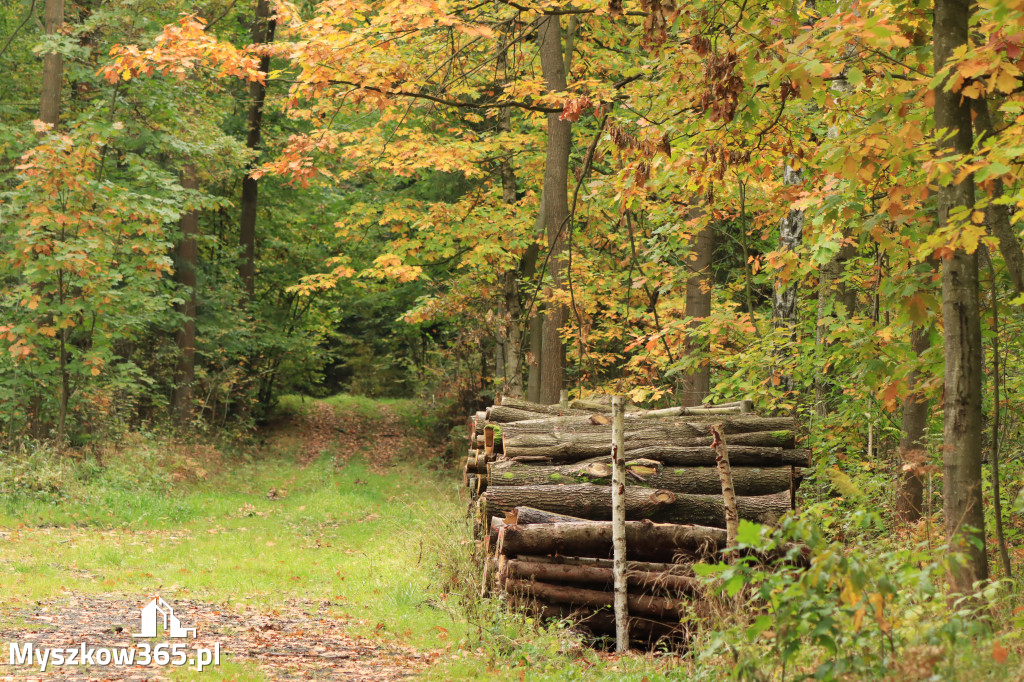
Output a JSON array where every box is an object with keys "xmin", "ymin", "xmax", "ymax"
[{"xmin": 0, "ymin": 594, "xmax": 427, "ymax": 680}]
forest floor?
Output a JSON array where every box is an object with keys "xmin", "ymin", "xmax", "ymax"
[{"xmin": 0, "ymin": 396, "xmax": 467, "ymax": 681}]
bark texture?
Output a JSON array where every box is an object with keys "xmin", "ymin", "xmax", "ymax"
[
  {"xmin": 171, "ymin": 165, "xmax": 200, "ymax": 422},
  {"xmin": 934, "ymin": 0, "xmax": 988, "ymax": 590},
  {"xmin": 610, "ymin": 396, "xmax": 628, "ymax": 651},
  {"xmin": 680, "ymin": 222, "xmax": 714, "ymax": 406},
  {"xmin": 507, "ymin": 579, "xmax": 686, "ymax": 620},
  {"xmin": 498, "ymin": 520, "xmax": 726, "ymax": 562},
  {"xmin": 896, "ymin": 326, "xmax": 931, "ymax": 522},
  {"xmin": 239, "ymin": 0, "xmax": 276, "ymax": 301},
  {"xmin": 507, "ymin": 560, "xmax": 701, "ymax": 595},
  {"xmin": 39, "ymin": 0, "xmax": 65, "ymax": 125},
  {"xmin": 488, "ymin": 458, "xmax": 800, "ymax": 496},
  {"xmin": 536, "ymin": 15, "xmax": 571, "ymax": 404},
  {"xmin": 482, "ymin": 484, "xmax": 792, "ymax": 527}
]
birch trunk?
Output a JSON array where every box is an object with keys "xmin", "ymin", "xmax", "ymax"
[{"xmin": 610, "ymin": 396, "xmax": 628, "ymax": 651}]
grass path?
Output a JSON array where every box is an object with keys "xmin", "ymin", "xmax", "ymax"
[{"xmin": 0, "ymin": 396, "xmax": 467, "ymax": 680}]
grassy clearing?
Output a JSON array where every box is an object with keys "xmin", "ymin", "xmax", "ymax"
[
  {"xmin": 2, "ymin": 396, "xmax": 1021, "ymax": 681},
  {"xmin": 0, "ymin": 395, "xmax": 470, "ymax": 680}
]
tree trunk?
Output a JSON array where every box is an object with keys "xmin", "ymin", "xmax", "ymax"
[
  {"xmin": 239, "ymin": 0, "xmax": 276, "ymax": 302},
  {"xmin": 680, "ymin": 222, "xmax": 714, "ymax": 406},
  {"xmin": 934, "ymin": 0, "xmax": 988, "ymax": 591},
  {"xmin": 813, "ymin": 239, "xmax": 857, "ymax": 416},
  {"xmin": 771, "ymin": 162, "xmax": 804, "ymax": 393},
  {"xmin": 527, "ymin": 306, "xmax": 543, "ymax": 402},
  {"xmin": 896, "ymin": 326, "xmax": 931, "ymax": 523},
  {"xmin": 498, "ymin": 520, "xmax": 726, "ymax": 562},
  {"xmin": 972, "ymin": 97, "xmax": 1024, "ymax": 296},
  {"xmin": 482, "ymin": 484, "xmax": 792, "ymax": 527},
  {"xmin": 39, "ymin": 0, "xmax": 65, "ymax": 126},
  {"xmin": 488, "ymin": 458, "xmax": 800, "ymax": 496},
  {"xmin": 537, "ymin": 15, "xmax": 571, "ymax": 404},
  {"xmin": 171, "ymin": 165, "xmax": 200, "ymax": 422}
]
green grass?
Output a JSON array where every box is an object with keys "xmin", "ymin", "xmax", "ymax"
[{"xmin": 0, "ymin": 456, "xmax": 465, "ymax": 650}]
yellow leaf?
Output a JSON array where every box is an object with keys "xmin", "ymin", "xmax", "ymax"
[
  {"xmin": 852, "ymin": 606, "xmax": 866, "ymax": 631},
  {"xmin": 995, "ymin": 69, "xmax": 1020, "ymax": 94}
]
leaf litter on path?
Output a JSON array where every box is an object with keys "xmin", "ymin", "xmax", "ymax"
[{"xmin": 0, "ymin": 595, "xmax": 429, "ymax": 680}]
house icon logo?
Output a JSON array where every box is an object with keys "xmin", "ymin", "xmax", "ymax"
[{"xmin": 133, "ymin": 597, "xmax": 196, "ymax": 638}]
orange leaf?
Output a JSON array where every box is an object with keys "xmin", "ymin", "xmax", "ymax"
[{"xmin": 993, "ymin": 641, "xmax": 1009, "ymax": 665}]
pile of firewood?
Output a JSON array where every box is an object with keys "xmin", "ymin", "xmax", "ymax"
[{"xmin": 460, "ymin": 396, "xmax": 809, "ymax": 647}]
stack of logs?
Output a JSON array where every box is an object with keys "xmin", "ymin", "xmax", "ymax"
[{"xmin": 462, "ymin": 396, "xmax": 809, "ymax": 646}]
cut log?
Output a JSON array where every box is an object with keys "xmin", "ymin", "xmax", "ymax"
[
  {"xmin": 505, "ymin": 506, "xmax": 588, "ymax": 525},
  {"xmin": 482, "ymin": 484, "xmax": 792, "ymax": 527},
  {"xmin": 627, "ymin": 445, "xmax": 810, "ymax": 467},
  {"xmin": 515, "ymin": 554, "xmax": 693, "ymax": 574},
  {"xmin": 488, "ymin": 516, "xmax": 506, "ymax": 547},
  {"xmin": 484, "ymin": 425, "xmax": 497, "ymax": 456},
  {"xmin": 502, "ymin": 429, "xmax": 797, "ymax": 461},
  {"xmin": 506, "ymin": 559, "xmax": 703, "ymax": 595},
  {"xmin": 500, "ymin": 414, "xmax": 793, "ymax": 436},
  {"xmin": 488, "ymin": 458, "xmax": 801, "ymax": 496},
  {"xmin": 499, "ymin": 397, "xmax": 598, "ymax": 415},
  {"xmin": 538, "ymin": 605, "xmax": 686, "ymax": 642},
  {"xmin": 498, "ymin": 520, "xmax": 726, "ymax": 562},
  {"xmin": 486, "ymin": 404, "xmax": 591, "ymax": 423},
  {"xmin": 506, "ymin": 578, "xmax": 686, "ymax": 620}
]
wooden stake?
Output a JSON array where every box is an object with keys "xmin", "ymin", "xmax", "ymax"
[
  {"xmin": 611, "ymin": 395, "xmax": 629, "ymax": 651},
  {"xmin": 711, "ymin": 424, "xmax": 739, "ymax": 562}
]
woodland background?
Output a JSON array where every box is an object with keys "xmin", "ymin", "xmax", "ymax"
[{"xmin": 1, "ymin": 0, "xmax": 1023, "ymax": 679}]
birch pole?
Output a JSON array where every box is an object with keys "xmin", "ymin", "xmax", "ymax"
[
  {"xmin": 610, "ymin": 396, "xmax": 628, "ymax": 651},
  {"xmin": 711, "ymin": 424, "xmax": 739, "ymax": 562}
]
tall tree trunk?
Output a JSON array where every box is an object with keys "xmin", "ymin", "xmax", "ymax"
[
  {"xmin": 171, "ymin": 165, "xmax": 200, "ymax": 422},
  {"xmin": 39, "ymin": 0, "xmax": 65, "ymax": 125},
  {"xmin": 813, "ymin": 239, "xmax": 857, "ymax": 416},
  {"xmin": 934, "ymin": 0, "xmax": 988, "ymax": 591},
  {"xmin": 494, "ymin": 26, "xmax": 529, "ymax": 399},
  {"xmin": 537, "ymin": 15, "xmax": 571, "ymax": 404},
  {"xmin": 239, "ymin": 0, "xmax": 276, "ymax": 302},
  {"xmin": 680, "ymin": 223, "xmax": 714, "ymax": 406},
  {"xmin": 896, "ymin": 326, "xmax": 931, "ymax": 523},
  {"xmin": 771, "ymin": 164, "xmax": 804, "ymax": 394}
]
